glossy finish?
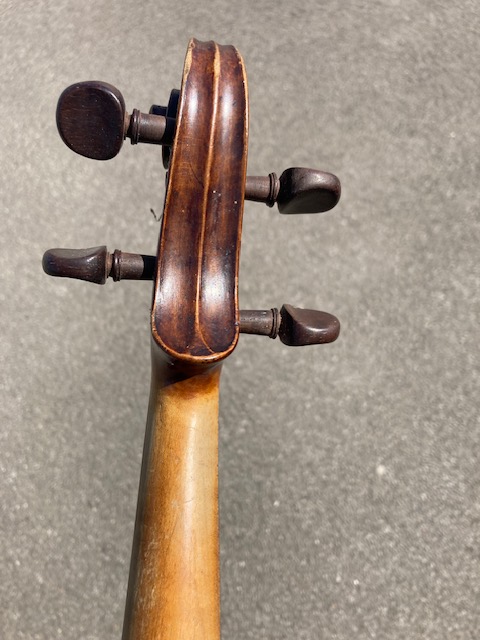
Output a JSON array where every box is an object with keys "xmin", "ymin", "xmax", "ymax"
[{"xmin": 152, "ymin": 39, "xmax": 248, "ymax": 366}]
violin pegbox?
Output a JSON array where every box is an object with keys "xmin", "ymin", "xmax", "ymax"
[
  {"xmin": 45, "ymin": 38, "xmax": 341, "ymax": 360},
  {"xmin": 56, "ymin": 84, "xmax": 341, "ymax": 214}
]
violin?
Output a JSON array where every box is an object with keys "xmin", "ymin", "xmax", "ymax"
[{"xmin": 43, "ymin": 38, "xmax": 341, "ymax": 640}]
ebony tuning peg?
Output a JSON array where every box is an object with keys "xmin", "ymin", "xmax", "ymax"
[
  {"xmin": 43, "ymin": 248, "xmax": 339, "ymax": 346},
  {"xmin": 245, "ymin": 168, "xmax": 341, "ymax": 214},
  {"xmin": 57, "ymin": 82, "xmax": 340, "ymax": 214},
  {"xmin": 56, "ymin": 81, "xmax": 178, "ymax": 160},
  {"xmin": 239, "ymin": 305, "xmax": 340, "ymax": 346},
  {"xmin": 42, "ymin": 246, "xmax": 155, "ymax": 283}
]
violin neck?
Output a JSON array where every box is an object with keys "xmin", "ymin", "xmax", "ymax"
[{"xmin": 122, "ymin": 353, "xmax": 222, "ymax": 640}]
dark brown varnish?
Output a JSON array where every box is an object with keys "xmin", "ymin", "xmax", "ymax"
[
  {"xmin": 152, "ymin": 39, "xmax": 248, "ymax": 366},
  {"xmin": 122, "ymin": 39, "xmax": 248, "ymax": 640}
]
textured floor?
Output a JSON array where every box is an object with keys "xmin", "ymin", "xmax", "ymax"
[{"xmin": 1, "ymin": 1, "xmax": 480, "ymax": 638}]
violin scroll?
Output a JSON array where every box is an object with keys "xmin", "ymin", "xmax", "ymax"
[
  {"xmin": 43, "ymin": 248, "xmax": 340, "ymax": 347},
  {"xmin": 49, "ymin": 39, "xmax": 342, "ymax": 362},
  {"xmin": 57, "ymin": 81, "xmax": 340, "ymax": 213},
  {"xmin": 44, "ymin": 38, "xmax": 345, "ymax": 640},
  {"xmin": 57, "ymin": 84, "xmax": 340, "ymax": 214}
]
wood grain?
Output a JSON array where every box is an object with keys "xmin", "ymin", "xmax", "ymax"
[
  {"xmin": 152, "ymin": 39, "xmax": 248, "ymax": 366},
  {"xmin": 122, "ymin": 355, "xmax": 221, "ymax": 640},
  {"xmin": 123, "ymin": 39, "xmax": 249, "ymax": 639}
]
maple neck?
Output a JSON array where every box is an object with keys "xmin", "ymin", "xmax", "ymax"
[{"xmin": 122, "ymin": 352, "xmax": 222, "ymax": 640}]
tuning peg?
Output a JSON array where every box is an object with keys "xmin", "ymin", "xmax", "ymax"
[
  {"xmin": 245, "ymin": 168, "xmax": 340, "ymax": 214},
  {"xmin": 56, "ymin": 81, "xmax": 177, "ymax": 160},
  {"xmin": 42, "ymin": 249, "xmax": 340, "ymax": 345},
  {"xmin": 56, "ymin": 82, "xmax": 342, "ymax": 217},
  {"xmin": 239, "ymin": 305, "xmax": 340, "ymax": 346},
  {"xmin": 42, "ymin": 246, "xmax": 155, "ymax": 283}
]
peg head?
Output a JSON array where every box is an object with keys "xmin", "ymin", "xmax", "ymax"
[
  {"xmin": 278, "ymin": 304, "xmax": 340, "ymax": 346},
  {"xmin": 245, "ymin": 168, "xmax": 341, "ymax": 214},
  {"xmin": 239, "ymin": 306, "xmax": 340, "ymax": 347},
  {"xmin": 43, "ymin": 246, "xmax": 110, "ymax": 284},
  {"xmin": 278, "ymin": 168, "xmax": 341, "ymax": 214},
  {"xmin": 56, "ymin": 81, "xmax": 127, "ymax": 160}
]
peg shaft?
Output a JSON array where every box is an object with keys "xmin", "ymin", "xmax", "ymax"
[
  {"xmin": 239, "ymin": 309, "xmax": 279, "ymax": 338},
  {"xmin": 128, "ymin": 109, "xmax": 166, "ymax": 145},
  {"xmin": 56, "ymin": 82, "xmax": 340, "ymax": 217},
  {"xmin": 42, "ymin": 247, "xmax": 155, "ymax": 283},
  {"xmin": 245, "ymin": 168, "xmax": 341, "ymax": 214},
  {"xmin": 245, "ymin": 174, "xmax": 279, "ymax": 207},
  {"xmin": 239, "ymin": 305, "xmax": 340, "ymax": 346}
]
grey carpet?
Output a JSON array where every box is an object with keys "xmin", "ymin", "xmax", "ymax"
[{"xmin": 1, "ymin": 1, "xmax": 479, "ymax": 638}]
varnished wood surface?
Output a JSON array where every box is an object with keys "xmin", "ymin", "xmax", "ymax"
[
  {"xmin": 152, "ymin": 39, "xmax": 248, "ymax": 366},
  {"xmin": 123, "ymin": 38, "xmax": 249, "ymax": 640},
  {"xmin": 122, "ymin": 354, "xmax": 221, "ymax": 640}
]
